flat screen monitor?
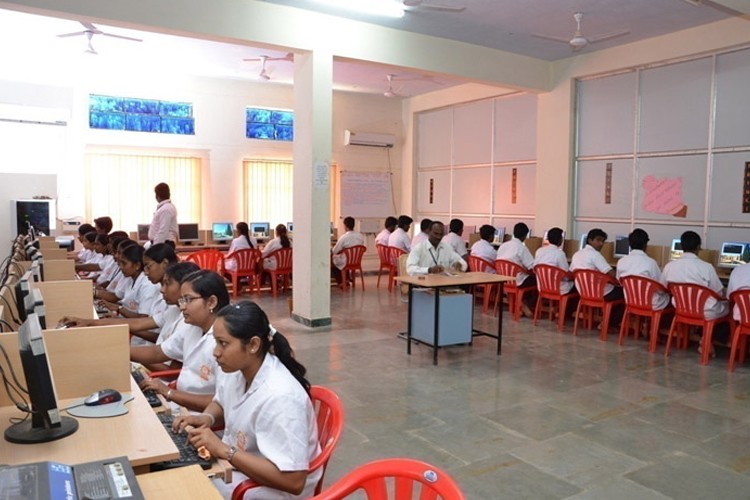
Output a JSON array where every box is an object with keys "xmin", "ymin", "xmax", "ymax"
[
  {"xmin": 614, "ymin": 235, "xmax": 630, "ymax": 258},
  {"xmin": 136, "ymin": 224, "xmax": 150, "ymax": 242},
  {"xmin": 4, "ymin": 311, "xmax": 78, "ymax": 444},
  {"xmin": 178, "ymin": 223, "xmax": 200, "ymax": 244},
  {"xmin": 580, "ymin": 233, "xmax": 588, "ymax": 250},
  {"xmin": 718, "ymin": 242, "xmax": 750, "ymax": 269},
  {"xmin": 24, "ymin": 288, "xmax": 46, "ymax": 330},
  {"xmin": 212, "ymin": 222, "xmax": 233, "ymax": 242},
  {"xmin": 493, "ymin": 227, "xmax": 505, "ymax": 245},
  {"xmin": 250, "ymin": 222, "xmax": 270, "ymax": 238},
  {"xmin": 287, "ymin": 222, "xmax": 294, "ymax": 233},
  {"xmin": 669, "ymin": 239, "xmax": 684, "ymax": 261},
  {"xmin": 14, "ymin": 272, "xmax": 31, "ymax": 324}
]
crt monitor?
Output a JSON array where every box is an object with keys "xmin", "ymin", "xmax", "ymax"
[
  {"xmin": 579, "ymin": 233, "xmax": 588, "ymax": 250},
  {"xmin": 4, "ymin": 311, "xmax": 79, "ymax": 444},
  {"xmin": 136, "ymin": 224, "xmax": 150, "ymax": 242},
  {"xmin": 24, "ymin": 288, "xmax": 47, "ymax": 330},
  {"xmin": 614, "ymin": 235, "xmax": 630, "ymax": 258},
  {"xmin": 493, "ymin": 227, "xmax": 505, "ymax": 244},
  {"xmin": 212, "ymin": 222, "xmax": 234, "ymax": 242},
  {"xmin": 178, "ymin": 223, "xmax": 200, "ymax": 244},
  {"xmin": 250, "ymin": 222, "xmax": 270, "ymax": 238},
  {"xmin": 669, "ymin": 239, "xmax": 684, "ymax": 261},
  {"xmin": 718, "ymin": 242, "xmax": 750, "ymax": 268},
  {"xmin": 287, "ymin": 222, "xmax": 294, "ymax": 233},
  {"xmin": 14, "ymin": 271, "xmax": 31, "ymax": 324}
]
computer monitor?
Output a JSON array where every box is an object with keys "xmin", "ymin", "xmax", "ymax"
[
  {"xmin": 250, "ymin": 222, "xmax": 270, "ymax": 238},
  {"xmin": 136, "ymin": 224, "xmax": 150, "ymax": 242},
  {"xmin": 718, "ymin": 242, "xmax": 750, "ymax": 269},
  {"xmin": 4, "ymin": 311, "xmax": 79, "ymax": 444},
  {"xmin": 178, "ymin": 223, "xmax": 200, "ymax": 244},
  {"xmin": 287, "ymin": 222, "xmax": 294, "ymax": 234},
  {"xmin": 212, "ymin": 222, "xmax": 234, "ymax": 243},
  {"xmin": 14, "ymin": 271, "xmax": 31, "ymax": 324},
  {"xmin": 614, "ymin": 235, "xmax": 630, "ymax": 258},
  {"xmin": 579, "ymin": 233, "xmax": 588, "ymax": 250},
  {"xmin": 669, "ymin": 239, "xmax": 684, "ymax": 261},
  {"xmin": 25, "ymin": 288, "xmax": 46, "ymax": 330},
  {"xmin": 493, "ymin": 227, "xmax": 505, "ymax": 245}
]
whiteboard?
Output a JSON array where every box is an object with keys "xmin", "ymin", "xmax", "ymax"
[{"xmin": 339, "ymin": 171, "xmax": 394, "ymax": 218}]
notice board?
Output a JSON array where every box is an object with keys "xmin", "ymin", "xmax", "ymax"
[{"xmin": 339, "ymin": 171, "xmax": 394, "ymax": 218}]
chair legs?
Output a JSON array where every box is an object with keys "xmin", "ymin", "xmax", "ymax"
[{"xmin": 728, "ymin": 327, "xmax": 749, "ymax": 372}]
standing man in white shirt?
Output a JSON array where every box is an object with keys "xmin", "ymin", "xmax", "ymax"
[
  {"xmin": 470, "ymin": 225, "xmax": 498, "ymax": 272},
  {"xmin": 149, "ymin": 182, "xmax": 178, "ymax": 245},
  {"xmin": 616, "ymin": 228, "xmax": 669, "ymax": 310},
  {"xmin": 375, "ymin": 216, "xmax": 397, "ymax": 247},
  {"xmin": 442, "ymin": 219, "xmax": 468, "ymax": 260},
  {"xmin": 388, "ymin": 215, "xmax": 413, "ymax": 253},
  {"xmin": 331, "ymin": 216, "xmax": 365, "ymax": 285},
  {"xmin": 411, "ymin": 218, "xmax": 432, "ymax": 249},
  {"xmin": 406, "ymin": 221, "xmax": 467, "ymax": 275},
  {"xmin": 496, "ymin": 222, "xmax": 537, "ymax": 316}
]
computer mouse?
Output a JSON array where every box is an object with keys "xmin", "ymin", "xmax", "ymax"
[{"xmin": 84, "ymin": 389, "xmax": 122, "ymax": 406}]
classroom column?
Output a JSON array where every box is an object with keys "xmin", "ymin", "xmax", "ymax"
[{"xmin": 291, "ymin": 50, "xmax": 333, "ymax": 327}]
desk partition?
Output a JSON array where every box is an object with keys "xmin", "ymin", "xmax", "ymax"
[
  {"xmin": 43, "ymin": 259, "xmax": 76, "ymax": 281},
  {"xmin": 40, "ymin": 248, "xmax": 67, "ymax": 260},
  {"xmin": 35, "ymin": 280, "xmax": 95, "ymax": 326}
]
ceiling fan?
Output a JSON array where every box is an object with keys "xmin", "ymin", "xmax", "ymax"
[
  {"xmin": 402, "ymin": 0, "xmax": 465, "ymax": 13},
  {"xmin": 533, "ymin": 12, "xmax": 630, "ymax": 51},
  {"xmin": 383, "ymin": 74, "xmax": 407, "ymax": 98},
  {"xmin": 57, "ymin": 22, "xmax": 142, "ymax": 55},
  {"xmin": 243, "ymin": 53, "xmax": 293, "ymax": 81}
]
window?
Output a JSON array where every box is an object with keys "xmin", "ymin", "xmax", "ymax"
[
  {"xmin": 84, "ymin": 152, "xmax": 202, "ymax": 232},
  {"xmin": 243, "ymin": 159, "xmax": 293, "ymax": 225},
  {"xmin": 89, "ymin": 94, "xmax": 195, "ymax": 135},
  {"xmin": 246, "ymin": 107, "xmax": 293, "ymax": 141}
]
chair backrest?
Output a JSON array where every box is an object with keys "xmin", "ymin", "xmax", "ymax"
[
  {"xmin": 228, "ymin": 248, "xmax": 261, "ymax": 273},
  {"xmin": 376, "ymin": 244, "xmax": 390, "ymax": 266},
  {"xmin": 387, "ymin": 246, "xmax": 407, "ymax": 267},
  {"xmin": 494, "ymin": 259, "xmax": 525, "ymax": 283},
  {"xmin": 730, "ymin": 289, "xmax": 750, "ymax": 326},
  {"xmin": 231, "ymin": 385, "xmax": 345, "ymax": 500},
  {"xmin": 573, "ymin": 269, "xmax": 615, "ymax": 301},
  {"xmin": 535, "ymin": 264, "xmax": 570, "ymax": 295},
  {"xmin": 311, "ymin": 458, "xmax": 466, "ymax": 500},
  {"xmin": 668, "ymin": 282, "xmax": 722, "ymax": 320},
  {"xmin": 467, "ymin": 255, "xmax": 494, "ymax": 273},
  {"xmin": 341, "ymin": 245, "xmax": 366, "ymax": 268},
  {"xmin": 185, "ymin": 249, "xmax": 224, "ymax": 272},
  {"xmin": 268, "ymin": 247, "xmax": 293, "ymax": 272},
  {"xmin": 620, "ymin": 275, "xmax": 669, "ymax": 311}
]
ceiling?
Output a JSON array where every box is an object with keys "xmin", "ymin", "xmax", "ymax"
[{"xmin": 0, "ymin": 1, "xmax": 744, "ymax": 98}]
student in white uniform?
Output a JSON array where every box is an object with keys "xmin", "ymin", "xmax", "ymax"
[
  {"xmin": 411, "ymin": 218, "xmax": 432, "ymax": 249},
  {"xmin": 225, "ymin": 222, "xmax": 258, "ymax": 272},
  {"xmin": 174, "ymin": 301, "xmax": 320, "ymax": 499},
  {"xmin": 95, "ymin": 239, "xmax": 136, "ymax": 303},
  {"xmin": 68, "ymin": 223, "xmax": 96, "ymax": 262},
  {"xmin": 470, "ymin": 224, "xmax": 498, "ymax": 272},
  {"xmin": 262, "ymin": 224, "xmax": 292, "ymax": 272},
  {"xmin": 375, "ymin": 216, "xmax": 397, "ymax": 247},
  {"xmin": 136, "ymin": 270, "xmax": 230, "ymax": 413},
  {"xmin": 534, "ymin": 227, "xmax": 575, "ymax": 295},
  {"xmin": 496, "ymin": 222, "xmax": 538, "ymax": 316},
  {"xmin": 616, "ymin": 228, "xmax": 669, "ymax": 310},
  {"xmin": 331, "ymin": 216, "xmax": 365, "ymax": 283},
  {"xmin": 95, "ymin": 234, "xmax": 127, "ymax": 287},
  {"xmin": 442, "ymin": 218, "xmax": 468, "ymax": 260},
  {"xmin": 727, "ymin": 260, "xmax": 750, "ymax": 321},
  {"xmin": 388, "ymin": 215, "xmax": 413, "ymax": 253}
]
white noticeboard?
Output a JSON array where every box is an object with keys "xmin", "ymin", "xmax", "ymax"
[{"xmin": 339, "ymin": 171, "xmax": 393, "ymax": 218}]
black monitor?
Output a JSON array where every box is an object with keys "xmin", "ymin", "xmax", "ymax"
[
  {"xmin": 614, "ymin": 235, "xmax": 630, "ymax": 258},
  {"xmin": 136, "ymin": 224, "xmax": 151, "ymax": 242},
  {"xmin": 718, "ymin": 242, "xmax": 750, "ymax": 269},
  {"xmin": 250, "ymin": 222, "xmax": 270, "ymax": 238},
  {"xmin": 178, "ymin": 223, "xmax": 201, "ymax": 244},
  {"xmin": 212, "ymin": 222, "xmax": 234, "ymax": 242},
  {"xmin": 25, "ymin": 288, "xmax": 47, "ymax": 331},
  {"xmin": 4, "ymin": 312, "xmax": 79, "ymax": 444},
  {"xmin": 14, "ymin": 272, "xmax": 31, "ymax": 324},
  {"xmin": 287, "ymin": 222, "xmax": 294, "ymax": 233}
]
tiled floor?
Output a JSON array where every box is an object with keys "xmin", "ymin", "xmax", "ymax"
[{"xmin": 247, "ymin": 276, "xmax": 750, "ymax": 499}]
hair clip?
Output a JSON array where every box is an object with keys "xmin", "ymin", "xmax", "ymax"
[{"xmin": 268, "ymin": 324, "xmax": 277, "ymax": 339}]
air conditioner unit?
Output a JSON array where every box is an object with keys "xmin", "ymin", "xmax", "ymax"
[{"xmin": 344, "ymin": 130, "xmax": 395, "ymax": 148}]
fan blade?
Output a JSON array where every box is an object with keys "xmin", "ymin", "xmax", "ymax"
[
  {"xmin": 531, "ymin": 33, "xmax": 572, "ymax": 44},
  {"xmin": 587, "ymin": 29, "xmax": 630, "ymax": 43},
  {"xmin": 81, "ymin": 21, "xmax": 98, "ymax": 31},
  {"xmin": 101, "ymin": 33, "xmax": 143, "ymax": 42},
  {"xmin": 57, "ymin": 31, "xmax": 89, "ymax": 38},
  {"xmin": 419, "ymin": 4, "xmax": 465, "ymax": 12}
]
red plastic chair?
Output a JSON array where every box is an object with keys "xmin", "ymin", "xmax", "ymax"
[
  {"xmin": 572, "ymin": 269, "xmax": 624, "ymax": 341},
  {"xmin": 728, "ymin": 289, "xmax": 750, "ymax": 372},
  {"xmin": 231, "ymin": 386, "xmax": 345, "ymax": 500},
  {"xmin": 467, "ymin": 255, "xmax": 497, "ymax": 313},
  {"xmin": 224, "ymin": 248, "xmax": 262, "ymax": 298},
  {"xmin": 533, "ymin": 264, "xmax": 579, "ymax": 332},
  {"xmin": 264, "ymin": 247, "xmax": 293, "ymax": 297},
  {"xmin": 386, "ymin": 247, "xmax": 407, "ymax": 293},
  {"xmin": 184, "ymin": 249, "xmax": 225, "ymax": 273},
  {"xmin": 493, "ymin": 259, "xmax": 533, "ymax": 321},
  {"xmin": 337, "ymin": 245, "xmax": 367, "ymax": 291},
  {"xmin": 375, "ymin": 244, "xmax": 393, "ymax": 289},
  {"xmin": 311, "ymin": 458, "xmax": 466, "ymax": 500},
  {"xmin": 618, "ymin": 275, "xmax": 674, "ymax": 353},
  {"xmin": 666, "ymin": 282, "xmax": 731, "ymax": 365}
]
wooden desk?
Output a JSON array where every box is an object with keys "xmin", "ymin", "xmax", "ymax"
[
  {"xmin": 137, "ymin": 465, "xmax": 223, "ymax": 499},
  {"xmin": 397, "ymin": 272, "xmax": 514, "ymax": 365}
]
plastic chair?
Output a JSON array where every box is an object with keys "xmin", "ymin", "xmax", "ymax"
[
  {"xmin": 337, "ymin": 245, "xmax": 367, "ymax": 291},
  {"xmin": 311, "ymin": 458, "xmax": 466, "ymax": 500},
  {"xmin": 264, "ymin": 247, "xmax": 293, "ymax": 297},
  {"xmin": 224, "ymin": 248, "xmax": 262, "ymax": 298},
  {"xmin": 533, "ymin": 264, "xmax": 579, "ymax": 332},
  {"xmin": 375, "ymin": 244, "xmax": 392, "ymax": 289},
  {"xmin": 386, "ymin": 247, "xmax": 407, "ymax": 293},
  {"xmin": 184, "ymin": 249, "xmax": 225, "ymax": 274},
  {"xmin": 666, "ymin": 282, "xmax": 731, "ymax": 365},
  {"xmin": 618, "ymin": 275, "xmax": 673, "ymax": 353},
  {"xmin": 493, "ymin": 259, "xmax": 533, "ymax": 321},
  {"xmin": 572, "ymin": 269, "xmax": 624, "ymax": 341},
  {"xmin": 728, "ymin": 289, "xmax": 750, "ymax": 372},
  {"xmin": 467, "ymin": 255, "xmax": 497, "ymax": 313},
  {"xmin": 231, "ymin": 386, "xmax": 345, "ymax": 500}
]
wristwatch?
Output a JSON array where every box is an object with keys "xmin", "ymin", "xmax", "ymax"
[{"xmin": 226, "ymin": 445, "xmax": 238, "ymax": 463}]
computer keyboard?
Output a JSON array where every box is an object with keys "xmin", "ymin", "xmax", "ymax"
[
  {"xmin": 130, "ymin": 370, "xmax": 162, "ymax": 408},
  {"xmin": 150, "ymin": 413, "xmax": 212, "ymax": 472}
]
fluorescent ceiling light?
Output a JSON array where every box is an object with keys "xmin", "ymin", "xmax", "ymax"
[{"xmin": 313, "ymin": 0, "xmax": 405, "ymax": 18}]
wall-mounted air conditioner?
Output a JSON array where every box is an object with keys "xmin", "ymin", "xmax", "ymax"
[{"xmin": 344, "ymin": 130, "xmax": 395, "ymax": 148}]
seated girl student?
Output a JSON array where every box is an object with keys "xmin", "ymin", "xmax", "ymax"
[
  {"xmin": 68, "ymin": 223, "xmax": 95, "ymax": 262},
  {"xmin": 261, "ymin": 224, "xmax": 291, "ymax": 272},
  {"xmin": 138, "ymin": 269, "xmax": 230, "ymax": 412},
  {"xmin": 95, "ymin": 234, "xmax": 128, "ymax": 288},
  {"xmin": 74, "ymin": 231, "xmax": 99, "ymax": 270},
  {"xmin": 95, "ymin": 239, "xmax": 137, "ymax": 303},
  {"xmin": 174, "ymin": 301, "xmax": 320, "ymax": 499},
  {"xmin": 76, "ymin": 233, "xmax": 113, "ymax": 279},
  {"xmin": 225, "ymin": 222, "xmax": 258, "ymax": 272}
]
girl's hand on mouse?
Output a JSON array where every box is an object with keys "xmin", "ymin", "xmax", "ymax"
[{"xmin": 186, "ymin": 426, "xmax": 223, "ymax": 457}]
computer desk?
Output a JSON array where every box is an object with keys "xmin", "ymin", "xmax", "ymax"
[{"xmin": 137, "ymin": 465, "xmax": 222, "ymax": 499}]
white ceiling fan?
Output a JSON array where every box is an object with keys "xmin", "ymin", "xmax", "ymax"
[
  {"xmin": 383, "ymin": 74, "xmax": 406, "ymax": 98},
  {"xmin": 57, "ymin": 22, "xmax": 142, "ymax": 55},
  {"xmin": 533, "ymin": 12, "xmax": 630, "ymax": 51},
  {"xmin": 243, "ymin": 53, "xmax": 293, "ymax": 81},
  {"xmin": 402, "ymin": 0, "xmax": 465, "ymax": 13}
]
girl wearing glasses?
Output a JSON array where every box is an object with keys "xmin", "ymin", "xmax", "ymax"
[{"xmin": 174, "ymin": 301, "xmax": 319, "ymax": 499}]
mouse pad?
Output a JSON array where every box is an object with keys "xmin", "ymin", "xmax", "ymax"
[{"xmin": 66, "ymin": 392, "xmax": 135, "ymax": 418}]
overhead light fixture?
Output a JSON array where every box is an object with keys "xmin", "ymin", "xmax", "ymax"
[{"xmin": 312, "ymin": 0, "xmax": 405, "ymax": 18}]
